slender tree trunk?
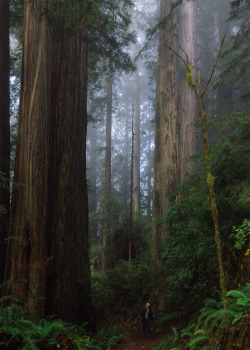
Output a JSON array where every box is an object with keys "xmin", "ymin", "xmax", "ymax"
[
  {"xmin": 88, "ymin": 124, "xmax": 98, "ymax": 242},
  {"xmin": 102, "ymin": 72, "xmax": 112, "ymax": 275},
  {"xmin": 179, "ymin": 0, "xmax": 196, "ymax": 179},
  {"xmin": 129, "ymin": 111, "xmax": 134, "ymax": 270},
  {"xmin": 198, "ymin": 93, "xmax": 228, "ymax": 309},
  {"xmin": 0, "ymin": 0, "xmax": 10, "ymax": 285},
  {"xmin": 133, "ymin": 67, "xmax": 141, "ymax": 217},
  {"xmin": 184, "ymin": 38, "xmax": 228, "ymax": 308},
  {"xmin": 5, "ymin": 0, "xmax": 91, "ymax": 323},
  {"xmin": 123, "ymin": 94, "xmax": 129, "ymax": 210},
  {"xmin": 152, "ymin": 0, "xmax": 180, "ymax": 266}
]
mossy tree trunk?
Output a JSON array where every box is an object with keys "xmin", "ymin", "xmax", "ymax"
[
  {"xmin": 0, "ymin": 0, "xmax": 10, "ymax": 285},
  {"xmin": 176, "ymin": 37, "xmax": 228, "ymax": 308},
  {"xmin": 5, "ymin": 0, "xmax": 92, "ymax": 323}
]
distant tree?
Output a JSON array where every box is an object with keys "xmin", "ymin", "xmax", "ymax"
[
  {"xmin": 102, "ymin": 72, "xmax": 113, "ymax": 275},
  {"xmin": 122, "ymin": 92, "xmax": 130, "ymax": 210},
  {"xmin": 133, "ymin": 64, "xmax": 141, "ymax": 217},
  {"xmin": 215, "ymin": 0, "xmax": 250, "ymax": 106},
  {"xmin": 0, "ymin": 0, "xmax": 10, "ymax": 285},
  {"xmin": 88, "ymin": 123, "xmax": 98, "ymax": 242}
]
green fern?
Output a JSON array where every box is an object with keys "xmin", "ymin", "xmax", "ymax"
[
  {"xmin": 0, "ymin": 301, "xmax": 91, "ymax": 349},
  {"xmin": 171, "ymin": 326, "xmax": 179, "ymax": 342},
  {"xmin": 22, "ymin": 338, "xmax": 40, "ymax": 350},
  {"xmin": 188, "ymin": 334, "xmax": 209, "ymax": 349},
  {"xmin": 178, "ymin": 284, "xmax": 250, "ymax": 349}
]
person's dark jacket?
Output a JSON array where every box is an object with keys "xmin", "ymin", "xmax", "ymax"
[{"xmin": 141, "ymin": 308, "xmax": 153, "ymax": 321}]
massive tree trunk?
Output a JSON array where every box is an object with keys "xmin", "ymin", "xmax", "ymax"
[
  {"xmin": 102, "ymin": 73, "xmax": 113, "ymax": 275},
  {"xmin": 0, "ymin": 0, "xmax": 10, "ymax": 285},
  {"xmin": 5, "ymin": 0, "xmax": 91, "ymax": 324},
  {"xmin": 152, "ymin": 0, "xmax": 180, "ymax": 266},
  {"xmin": 133, "ymin": 66, "xmax": 141, "ymax": 217},
  {"xmin": 179, "ymin": 0, "xmax": 196, "ymax": 179}
]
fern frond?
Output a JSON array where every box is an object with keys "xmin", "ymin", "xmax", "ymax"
[
  {"xmin": 193, "ymin": 329, "xmax": 206, "ymax": 336},
  {"xmin": 203, "ymin": 298, "xmax": 220, "ymax": 309},
  {"xmin": 188, "ymin": 334, "xmax": 209, "ymax": 349},
  {"xmin": 204, "ymin": 309, "xmax": 234, "ymax": 328},
  {"xmin": 180, "ymin": 330, "xmax": 193, "ymax": 338},
  {"xmin": 232, "ymin": 314, "xmax": 249, "ymax": 325},
  {"xmin": 171, "ymin": 326, "xmax": 179, "ymax": 342},
  {"xmin": 198, "ymin": 307, "xmax": 216, "ymax": 324},
  {"xmin": 22, "ymin": 337, "xmax": 39, "ymax": 350}
]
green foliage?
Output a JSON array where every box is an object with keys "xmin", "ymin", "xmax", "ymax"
[
  {"xmin": 231, "ymin": 218, "xmax": 250, "ymax": 251},
  {"xmin": 92, "ymin": 255, "xmax": 151, "ymax": 317},
  {"xmin": 179, "ymin": 284, "xmax": 250, "ymax": 349},
  {"xmin": 90, "ymin": 326, "xmax": 122, "ymax": 350},
  {"xmin": 152, "ymin": 327, "xmax": 181, "ymax": 350},
  {"xmin": 152, "ymin": 337, "xmax": 178, "ymax": 350},
  {"xmin": 155, "ymin": 111, "xmax": 250, "ymax": 315},
  {"xmin": 89, "ymin": 213, "xmax": 150, "ymax": 273},
  {"xmin": 26, "ymin": 0, "xmax": 135, "ymax": 73},
  {"xmin": 0, "ymin": 297, "xmax": 90, "ymax": 349}
]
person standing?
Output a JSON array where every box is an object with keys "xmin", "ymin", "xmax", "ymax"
[{"xmin": 141, "ymin": 302, "xmax": 153, "ymax": 337}]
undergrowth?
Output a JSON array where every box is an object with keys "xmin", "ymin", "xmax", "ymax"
[
  {"xmin": 0, "ymin": 295, "xmax": 120, "ymax": 349},
  {"xmin": 153, "ymin": 283, "xmax": 250, "ymax": 350}
]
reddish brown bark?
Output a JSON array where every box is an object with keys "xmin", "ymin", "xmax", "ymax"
[
  {"xmin": 5, "ymin": 0, "xmax": 91, "ymax": 323},
  {"xmin": 0, "ymin": 0, "xmax": 10, "ymax": 285}
]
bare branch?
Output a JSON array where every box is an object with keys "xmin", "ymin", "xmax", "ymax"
[
  {"xmin": 179, "ymin": 45, "xmax": 189, "ymax": 65},
  {"xmin": 186, "ymin": 123, "xmax": 204, "ymax": 152},
  {"xmin": 165, "ymin": 44, "xmax": 186, "ymax": 66},
  {"xmin": 200, "ymin": 35, "xmax": 225, "ymax": 97}
]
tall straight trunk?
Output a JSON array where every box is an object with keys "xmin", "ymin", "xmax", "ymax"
[
  {"xmin": 146, "ymin": 128, "xmax": 153, "ymax": 217},
  {"xmin": 123, "ymin": 93, "xmax": 129, "ymax": 209},
  {"xmin": 152, "ymin": 0, "xmax": 179, "ymax": 266},
  {"xmin": 129, "ymin": 113, "xmax": 134, "ymax": 270},
  {"xmin": 102, "ymin": 73, "xmax": 112, "ymax": 275},
  {"xmin": 88, "ymin": 124, "xmax": 98, "ymax": 241},
  {"xmin": 133, "ymin": 67, "xmax": 141, "ymax": 217},
  {"xmin": 179, "ymin": 0, "xmax": 196, "ymax": 179},
  {"xmin": 5, "ymin": 0, "xmax": 91, "ymax": 323},
  {"xmin": 0, "ymin": 0, "xmax": 10, "ymax": 285}
]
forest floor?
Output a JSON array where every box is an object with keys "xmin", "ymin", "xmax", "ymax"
[
  {"xmin": 114, "ymin": 335, "xmax": 164, "ymax": 350},
  {"xmin": 114, "ymin": 330, "xmax": 165, "ymax": 350}
]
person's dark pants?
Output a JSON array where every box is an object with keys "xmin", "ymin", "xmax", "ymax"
[{"xmin": 142, "ymin": 318, "xmax": 151, "ymax": 336}]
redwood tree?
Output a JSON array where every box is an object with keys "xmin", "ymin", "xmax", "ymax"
[
  {"xmin": 102, "ymin": 72, "xmax": 113, "ymax": 274},
  {"xmin": 5, "ymin": 0, "xmax": 91, "ymax": 323},
  {"xmin": 0, "ymin": 0, "xmax": 10, "ymax": 285},
  {"xmin": 133, "ymin": 65, "xmax": 141, "ymax": 217},
  {"xmin": 152, "ymin": 0, "xmax": 180, "ymax": 266},
  {"xmin": 179, "ymin": 0, "xmax": 196, "ymax": 179}
]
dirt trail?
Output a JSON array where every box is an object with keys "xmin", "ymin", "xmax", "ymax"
[{"xmin": 114, "ymin": 334, "xmax": 163, "ymax": 350}]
